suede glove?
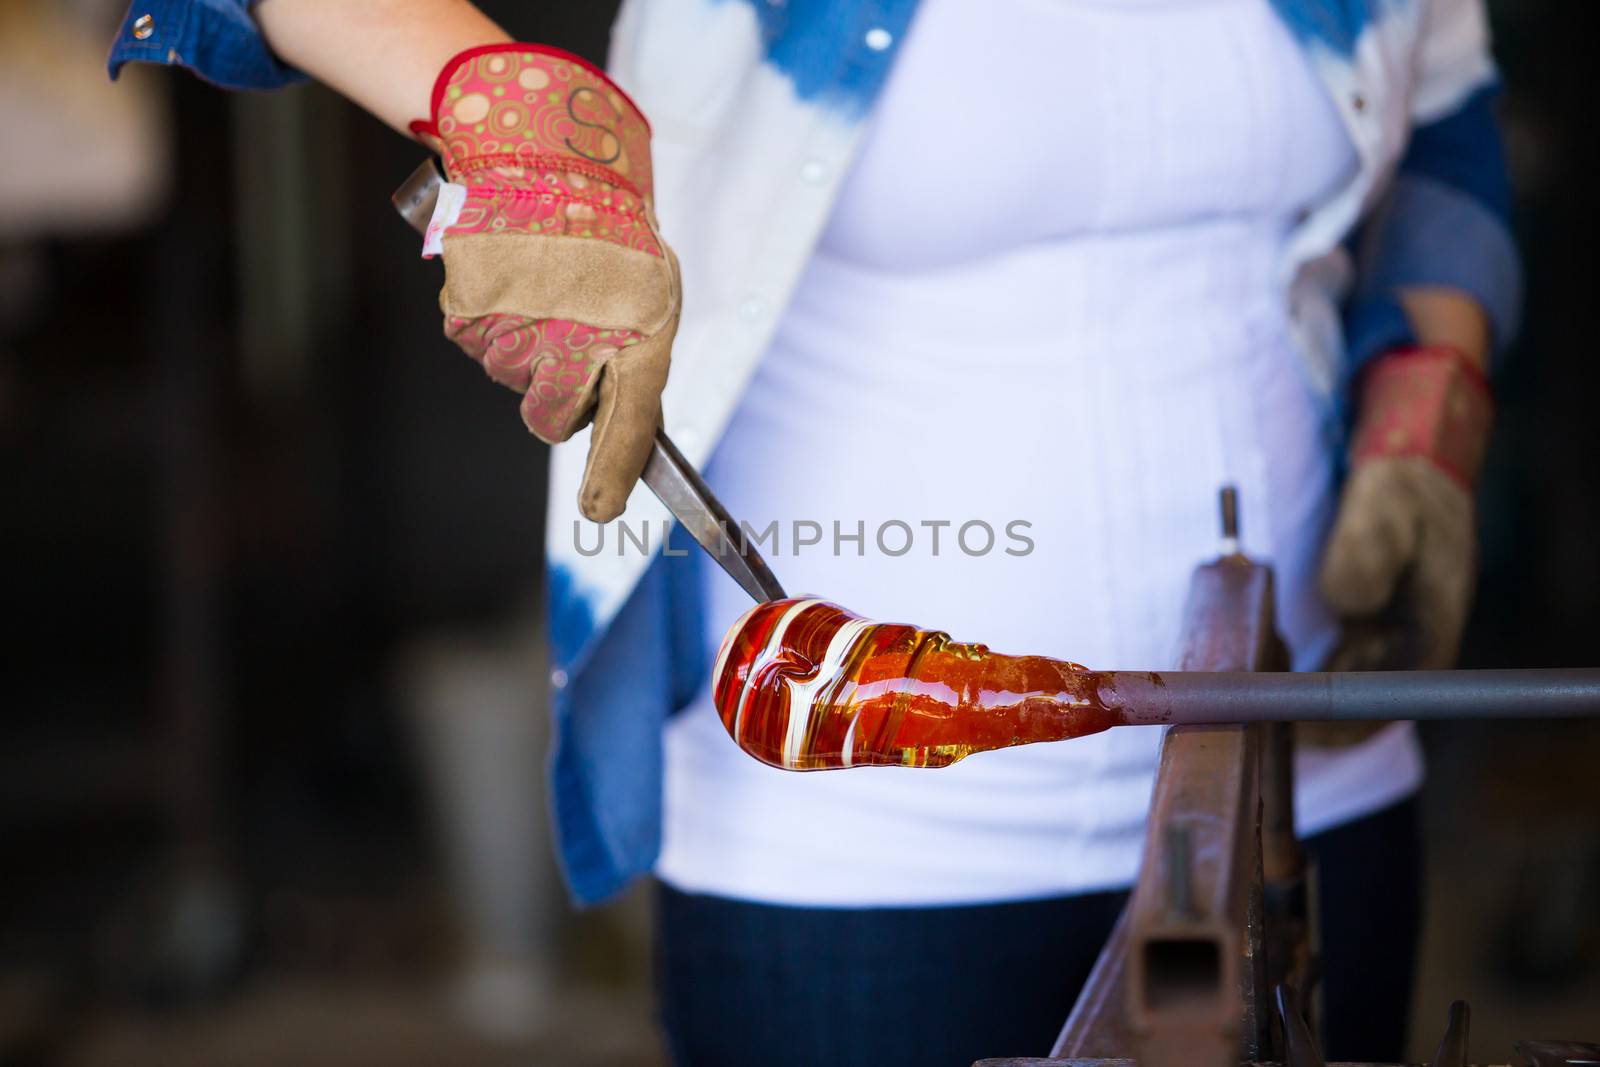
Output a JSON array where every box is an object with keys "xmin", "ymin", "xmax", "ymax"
[
  {"xmin": 1318, "ymin": 345, "xmax": 1495, "ymax": 672},
  {"xmin": 411, "ymin": 44, "xmax": 679, "ymax": 522}
]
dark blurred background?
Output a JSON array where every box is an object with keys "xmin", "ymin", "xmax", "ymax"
[{"xmin": 1, "ymin": 1, "xmax": 1596, "ymax": 1064}]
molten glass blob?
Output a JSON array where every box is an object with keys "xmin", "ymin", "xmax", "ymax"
[{"xmin": 712, "ymin": 599, "xmax": 1122, "ymax": 771}]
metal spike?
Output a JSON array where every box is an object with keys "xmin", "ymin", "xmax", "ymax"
[
  {"xmin": 1429, "ymin": 1000, "xmax": 1470, "ymax": 1067},
  {"xmin": 1274, "ymin": 984, "xmax": 1326, "ymax": 1067}
]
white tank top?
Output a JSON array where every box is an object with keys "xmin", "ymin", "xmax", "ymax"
[{"xmin": 656, "ymin": 0, "xmax": 1422, "ymax": 906}]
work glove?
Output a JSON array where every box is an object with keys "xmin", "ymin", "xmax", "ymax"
[
  {"xmin": 411, "ymin": 44, "xmax": 679, "ymax": 522},
  {"xmin": 1318, "ymin": 345, "xmax": 1495, "ymax": 672}
]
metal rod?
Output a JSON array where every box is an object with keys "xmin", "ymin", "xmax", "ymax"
[
  {"xmin": 641, "ymin": 430, "xmax": 787, "ymax": 603},
  {"xmin": 1101, "ymin": 668, "xmax": 1600, "ymax": 724},
  {"xmin": 1218, "ymin": 486, "xmax": 1239, "ymax": 542}
]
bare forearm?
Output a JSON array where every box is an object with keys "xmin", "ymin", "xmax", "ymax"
[
  {"xmin": 1399, "ymin": 286, "xmax": 1491, "ymax": 371},
  {"xmin": 253, "ymin": 0, "xmax": 510, "ymax": 135}
]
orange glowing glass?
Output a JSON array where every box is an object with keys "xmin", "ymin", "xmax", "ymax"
[{"xmin": 712, "ymin": 599, "xmax": 1121, "ymax": 770}]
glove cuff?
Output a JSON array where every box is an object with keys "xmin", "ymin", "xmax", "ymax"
[
  {"xmin": 409, "ymin": 43, "xmax": 662, "ymax": 256},
  {"xmin": 408, "ymin": 42, "xmax": 655, "ymax": 200},
  {"xmin": 1349, "ymin": 344, "xmax": 1494, "ymax": 488}
]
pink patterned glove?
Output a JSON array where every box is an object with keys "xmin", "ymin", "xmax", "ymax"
[
  {"xmin": 1319, "ymin": 345, "xmax": 1495, "ymax": 671},
  {"xmin": 411, "ymin": 44, "xmax": 679, "ymax": 522}
]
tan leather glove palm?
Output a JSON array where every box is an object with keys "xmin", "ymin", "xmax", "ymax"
[{"xmin": 412, "ymin": 44, "xmax": 678, "ymax": 522}]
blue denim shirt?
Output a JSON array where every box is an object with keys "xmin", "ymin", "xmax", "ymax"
[
  {"xmin": 109, "ymin": 0, "xmax": 304, "ymax": 89},
  {"xmin": 111, "ymin": 0, "xmax": 1520, "ymax": 905}
]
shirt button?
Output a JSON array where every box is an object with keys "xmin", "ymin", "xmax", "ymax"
[
  {"xmin": 864, "ymin": 27, "xmax": 893, "ymax": 51},
  {"xmin": 799, "ymin": 159, "xmax": 827, "ymax": 185},
  {"xmin": 674, "ymin": 426, "xmax": 700, "ymax": 451},
  {"xmin": 551, "ymin": 668, "xmax": 569, "ymax": 689},
  {"xmin": 1351, "ymin": 93, "xmax": 1366, "ymax": 113},
  {"xmin": 132, "ymin": 13, "xmax": 155, "ymax": 39},
  {"xmin": 739, "ymin": 296, "xmax": 765, "ymax": 322}
]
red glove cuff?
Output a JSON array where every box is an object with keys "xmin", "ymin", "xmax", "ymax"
[
  {"xmin": 408, "ymin": 43, "xmax": 662, "ymax": 255},
  {"xmin": 409, "ymin": 42, "xmax": 650, "ymax": 141},
  {"xmin": 408, "ymin": 44, "xmax": 655, "ymax": 207},
  {"xmin": 1349, "ymin": 345, "xmax": 1494, "ymax": 488}
]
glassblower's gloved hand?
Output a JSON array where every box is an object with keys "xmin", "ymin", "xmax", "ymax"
[
  {"xmin": 1318, "ymin": 345, "xmax": 1494, "ymax": 671},
  {"xmin": 411, "ymin": 44, "xmax": 679, "ymax": 522}
]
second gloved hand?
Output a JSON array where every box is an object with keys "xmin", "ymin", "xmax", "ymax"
[
  {"xmin": 1318, "ymin": 346, "xmax": 1494, "ymax": 670},
  {"xmin": 413, "ymin": 44, "xmax": 679, "ymax": 522}
]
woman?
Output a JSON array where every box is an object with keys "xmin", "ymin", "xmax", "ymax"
[{"xmin": 110, "ymin": 0, "xmax": 1517, "ymax": 1062}]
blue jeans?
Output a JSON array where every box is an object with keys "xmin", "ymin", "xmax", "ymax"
[{"xmin": 655, "ymin": 799, "xmax": 1421, "ymax": 1066}]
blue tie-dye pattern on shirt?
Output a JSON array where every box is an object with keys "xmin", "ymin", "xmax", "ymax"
[
  {"xmin": 1268, "ymin": 0, "xmax": 1366, "ymax": 55},
  {"xmin": 546, "ymin": 561, "xmax": 597, "ymax": 672},
  {"xmin": 725, "ymin": 0, "xmax": 1399, "ymax": 111},
  {"xmin": 725, "ymin": 0, "xmax": 919, "ymax": 115},
  {"xmin": 1266, "ymin": 0, "xmax": 1414, "ymax": 57}
]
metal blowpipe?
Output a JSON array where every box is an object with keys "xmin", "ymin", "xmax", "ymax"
[
  {"xmin": 1098, "ymin": 668, "xmax": 1600, "ymax": 726},
  {"xmin": 1104, "ymin": 486, "xmax": 1600, "ymax": 726}
]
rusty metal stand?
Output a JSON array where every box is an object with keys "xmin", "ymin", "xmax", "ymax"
[
  {"xmin": 1038, "ymin": 489, "xmax": 1295, "ymax": 1067},
  {"xmin": 974, "ymin": 489, "xmax": 1599, "ymax": 1067}
]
